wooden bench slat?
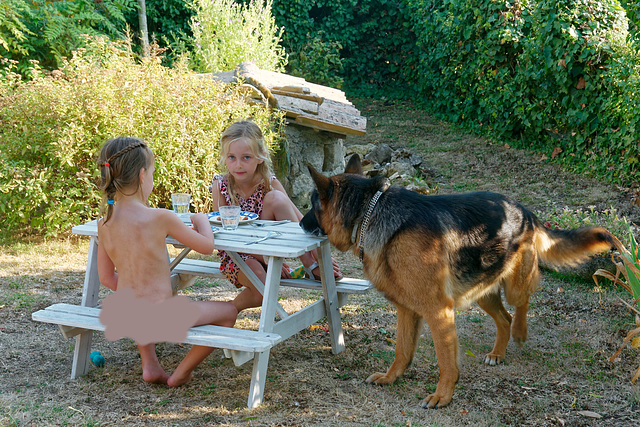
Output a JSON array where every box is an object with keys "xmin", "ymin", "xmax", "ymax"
[
  {"xmin": 32, "ymin": 303, "xmax": 281, "ymax": 353},
  {"xmin": 171, "ymin": 258, "xmax": 373, "ymax": 294},
  {"xmin": 280, "ymin": 278, "xmax": 373, "ymax": 294},
  {"xmin": 172, "ymin": 259, "xmax": 223, "ymax": 277}
]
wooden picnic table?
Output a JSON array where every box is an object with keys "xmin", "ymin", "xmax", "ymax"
[{"xmin": 32, "ymin": 217, "xmax": 372, "ymax": 408}]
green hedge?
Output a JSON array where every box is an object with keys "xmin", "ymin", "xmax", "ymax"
[
  {"xmin": 270, "ymin": 0, "xmax": 639, "ymax": 184},
  {"xmin": 271, "ymin": 0, "xmax": 419, "ymax": 98},
  {"xmin": 407, "ymin": 0, "xmax": 639, "ymax": 184},
  {"xmin": 0, "ymin": 37, "xmax": 284, "ymax": 236}
]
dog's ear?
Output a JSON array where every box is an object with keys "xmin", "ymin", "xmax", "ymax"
[
  {"xmin": 305, "ymin": 163, "xmax": 331, "ymax": 198},
  {"xmin": 345, "ymin": 153, "xmax": 363, "ymax": 175}
]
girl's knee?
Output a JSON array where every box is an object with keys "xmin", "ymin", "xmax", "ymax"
[{"xmin": 222, "ymin": 303, "xmax": 238, "ymax": 327}]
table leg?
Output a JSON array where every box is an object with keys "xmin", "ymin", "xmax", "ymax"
[
  {"xmin": 239, "ymin": 255, "xmax": 283, "ymax": 408},
  {"xmin": 169, "ymin": 247, "xmax": 192, "ymax": 270},
  {"xmin": 226, "ymin": 252, "xmax": 288, "ymax": 319},
  {"xmin": 258, "ymin": 256, "xmax": 284, "ymax": 333},
  {"xmin": 317, "ymin": 240, "xmax": 345, "ymax": 354},
  {"xmin": 72, "ymin": 236, "xmax": 101, "ymax": 378},
  {"xmin": 247, "ymin": 349, "xmax": 271, "ymax": 408}
]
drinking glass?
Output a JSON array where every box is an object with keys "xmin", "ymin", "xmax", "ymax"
[
  {"xmin": 171, "ymin": 193, "xmax": 190, "ymax": 215},
  {"xmin": 219, "ymin": 205, "xmax": 241, "ymax": 231}
]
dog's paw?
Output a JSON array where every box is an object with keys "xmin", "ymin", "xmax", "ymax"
[
  {"xmin": 421, "ymin": 392, "xmax": 452, "ymax": 409},
  {"xmin": 512, "ymin": 333, "xmax": 527, "ymax": 346},
  {"xmin": 366, "ymin": 372, "xmax": 394, "ymax": 385},
  {"xmin": 483, "ymin": 353, "xmax": 505, "ymax": 366}
]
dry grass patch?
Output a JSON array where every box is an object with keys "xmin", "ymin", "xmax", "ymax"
[{"xmin": 2, "ymin": 99, "xmax": 640, "ymax": 426}]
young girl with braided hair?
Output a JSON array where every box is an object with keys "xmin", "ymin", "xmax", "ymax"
[
  {"xmin": 210, "ymin": 120, "xmax": 342, "ymax": 313},
  {"xmin": 96, "ymin": 136, "xmax": 237, "ymax": 387}
]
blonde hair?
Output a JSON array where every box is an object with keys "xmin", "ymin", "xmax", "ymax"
[
  {"xmin": 218, "ymin": 120, "xmax": 273, "ymax": 205},
  {"xmin": 97, "ymin": 136, "xmax": 154, "ymax": 223}
]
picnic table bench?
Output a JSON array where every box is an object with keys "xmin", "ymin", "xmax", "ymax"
[{"xmin": 32, "ymin": 218, "xmax": 372, "ymax": 408}]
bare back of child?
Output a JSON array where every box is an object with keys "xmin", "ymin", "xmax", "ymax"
[{"xmin": 96, "ymin": 137, "xmax": 237, "ymax": 387}]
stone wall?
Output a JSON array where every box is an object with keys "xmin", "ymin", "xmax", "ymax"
[
  {"xmin": 276, "ymin": 124, "xmax": 433, "ymax": 212},
  {"xmin": 277, "ymin": 124, "xmax": 346, "ymax": 210}
]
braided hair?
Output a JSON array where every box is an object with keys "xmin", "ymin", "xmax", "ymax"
[{"xmin": 97, "ymin": 136, "xmax": 154, "ymax": 223}]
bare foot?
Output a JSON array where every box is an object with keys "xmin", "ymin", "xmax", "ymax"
[
  {"xmin": 311, "ymin": 264, "xmax": 343, "ymax": 281},
  {"xmin": 142, "ymin": 366, "xmax": 169, "ymax": 385},
  {"xmin": 167, "ymin": 372, "xmax": 194, "ymax": 387}
]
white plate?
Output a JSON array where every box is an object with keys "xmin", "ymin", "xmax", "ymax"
[{"xmin": 208, "ymin": 211, "xmax": 258, "ymax": 224}]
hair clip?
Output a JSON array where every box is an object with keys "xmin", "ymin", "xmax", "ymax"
[
  {"xmin": 107, "ymin": 199, "xmax": 115, "ymax": 205},
  {"xmin": 104, "ymin": 162, "xmax": 110, "ymax": 167}
]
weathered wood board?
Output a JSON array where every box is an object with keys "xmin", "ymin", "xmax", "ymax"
[{"xmin": 200, "ymin": 62, "xmax": 366, "ymax": 136}]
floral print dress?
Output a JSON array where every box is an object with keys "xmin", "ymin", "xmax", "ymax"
[{"xmin": 213, "ymin": 174, "xmax": 274, "ymax": 288}]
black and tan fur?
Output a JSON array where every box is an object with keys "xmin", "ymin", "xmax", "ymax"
[{"xmin": 301, "ymin": 154, "xmax": 622, "ymax": 409}]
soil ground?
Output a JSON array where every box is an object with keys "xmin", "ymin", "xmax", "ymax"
[{"xmin": 1, "ymin": 99, "xmax": 639, "ymax": 426}]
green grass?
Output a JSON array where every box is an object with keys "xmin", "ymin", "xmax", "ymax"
[{"xmin": 0, "ymin": 292, "xmax": 45, "ymax": 309}]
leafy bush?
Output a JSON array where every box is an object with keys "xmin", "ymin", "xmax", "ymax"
[
  {"xmin": 0, "ymin": 36, "xmax": 284, "ymax": 236},
  {"xmin": 286, "ymin": 30, "xmax": 343, "ymax": 88},
  {"xmin": 0, "ymin": 0, "xmax": 33, "ymax": 57},
  {"xmin": 621, "ymin": 0, "xmax": 640, "ymax": 41},
  {"xmin": 190, "ymin": 0, "xmax": 287, "ymax": 73},
  {"xmin": 123, "ymin": 0, "xmax": 195, "ymax": 66},
  {"xmin": 596, "ymin": 43, "xmax": 640, "ymax": 183}
]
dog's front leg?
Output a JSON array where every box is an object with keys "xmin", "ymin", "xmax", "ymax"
[
  {"xmin": 422, "ymin": 300, "xmax": 459, "ymax": 409},
  {"xmin": 366, "ymin": 304, "xmax": 422, "ymax": 385}
]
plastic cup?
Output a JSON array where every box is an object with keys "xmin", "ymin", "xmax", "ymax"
[
  {"xmin": 171, "ymin": 193, "xmax": 191, "ymax": 214},
  {"xmin": 219, "ymin": 205, "xmax": 241, "ymax": 231}
]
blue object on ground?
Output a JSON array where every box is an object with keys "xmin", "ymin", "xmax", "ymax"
[{"xmin": 90, "ymin": 350, "xmax": 105, "ymax": 367}]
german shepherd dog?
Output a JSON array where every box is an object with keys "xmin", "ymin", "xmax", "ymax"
[{"xmin": 301, "ymin": 154, "xmax": 622, "ymax": 409}]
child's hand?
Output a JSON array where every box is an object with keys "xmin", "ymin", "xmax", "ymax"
[
  {"xmin": 281, "ymin": 262, "xmax": 292, "ymax": 279},
  {"xmin": 190, "ymin": 213, "xmax": 207, "ymax": 230}
]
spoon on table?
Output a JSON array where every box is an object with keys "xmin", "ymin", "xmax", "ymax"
[
  {"xmin": 245, "ymin": 231, "xmax": 282, "ymax": 245},
  {"xmin": 250, "ymin": 220, "xmax": 290, "ymax": 227}
]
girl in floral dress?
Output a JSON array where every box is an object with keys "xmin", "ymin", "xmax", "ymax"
[{"xmin": 211, "ymin": 120, "xmax": 342, "ymax": 313}]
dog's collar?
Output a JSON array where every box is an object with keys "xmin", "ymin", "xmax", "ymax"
[{"xmin": 353, "ymin": 183, "xmax": 388, "ymax": 261}]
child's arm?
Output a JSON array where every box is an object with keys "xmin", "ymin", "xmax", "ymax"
[
  {"xmin": 210, "ymin": 177, "xmax": 227, "ymax": 211},
  {"xmin": 164, "ymin": 210, "xmax": 215, "ymax": 255},
  {"xmin": 97, "ymin": 239, "xmax": 118, "ymax": 291}
]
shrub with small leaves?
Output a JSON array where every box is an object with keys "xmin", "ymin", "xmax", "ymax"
[
  {"xmin": 0, "ymin": 36, "xmax": 285, "ymax": 236},
  {"xmin": 190, "ymin": 0, "xmax": 287, "ymax": 73},
  {"xmin": 286, "ymin": 31, "xmax": 343, "ymax": 88}
]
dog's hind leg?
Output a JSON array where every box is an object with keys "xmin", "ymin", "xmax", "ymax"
[
  {"xmin": 366, "ymin": 304, "xmax": 422, "ymax": 385},
  {"xmin": 503, "ymin": 246, "xmax": 539, "ymax": 346},
  {"xmin": 477, "ymin": 291, "xmax": 512, "ymax": 365},
  {"xmin": 511, "ymin": 302, "xmax": 529, "ymax": 345}
]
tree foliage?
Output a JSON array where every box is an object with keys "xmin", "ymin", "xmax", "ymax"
[{"xmin": 0, "ymin": 0, "xmax": 135, "ymax": 73}]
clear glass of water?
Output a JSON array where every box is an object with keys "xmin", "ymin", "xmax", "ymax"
[
  {"xmin": 171, "ymin": 193, "xmax": 190, "ymax": 215},
  {"xmin": 219, "ymin": 205, "xmax": 241, "ymax": 231}
]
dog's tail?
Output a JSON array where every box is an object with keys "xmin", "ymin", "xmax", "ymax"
[{"xmin": 534, "ymin": 224, "xmax": 625, "ymax": 268}]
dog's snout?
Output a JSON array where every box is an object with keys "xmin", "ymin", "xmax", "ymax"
[{"xmin": 308, "ymin": 227, "xmax": 326, "ymax": 237}]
